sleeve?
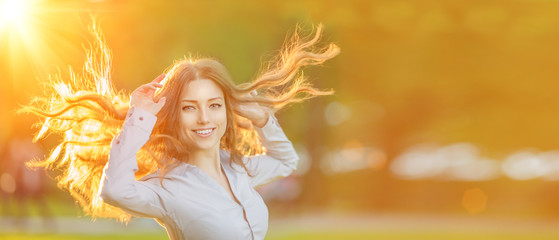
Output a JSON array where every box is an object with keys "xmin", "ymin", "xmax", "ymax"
[
  {"xmin": 245, "ymin": 111, "xmax": 300, "ymax": 187},
  {"xmin": 99, "ymin": 107, "xmax": 168, "ymax": 219}
]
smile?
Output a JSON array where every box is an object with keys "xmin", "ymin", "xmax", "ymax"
[{"xmin": 192, "ymin": 128, "xmax": 215, "ymax": 137}]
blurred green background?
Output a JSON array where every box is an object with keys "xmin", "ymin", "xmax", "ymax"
[{"xmin": 2, "ymin": 0, "xmax": 559, "ymax": 239}]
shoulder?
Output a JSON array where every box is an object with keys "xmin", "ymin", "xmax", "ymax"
[
  {"xmin": 138, "ymin": 163, "xmax": 185, "ymax": 183},
  {"xmin": 138, "ymin": 171, "xmax": 169, "ymax": 189},
  {"xmin": 219, "ymin": 149, "xmax": 236, "ymax": 167},
  {"xmin": 220, "ymin": 149, "xmax": 249, "ymax": 173},
  {"xmin": 219, "ymin": 149, "xmax": 231, "ymax": 160}
]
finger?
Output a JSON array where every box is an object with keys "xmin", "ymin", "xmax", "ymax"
[
  {"xmin": 152, "ymin": 73, "xmax": 166, "ymax": 83},
  {"xmin": 156, "ymin": 97, "xmax": 167, "ymax": 106},
  {"xmin": 233, "ymin": 107, "xmax": 255, "ymax": 121},
  {"xmin": 148, "ymin": 81, "xmax": 164, "ymax": 86},
  {"xmin": 146, "ymin": 84, "xmax": 159, "ymax": 90},
  {"xmin": 138, "ymin": 83, "xmax": 162, "ymax": 93},
  {"xmin": 144, "ymin": 81, "xmax": 163, "ymax": 87},
  {"xmin": 147, "ymin": 88, "xmax": 156, "ymax": 99},
  {"xmin": 232, "ymin": 106, "xmax": 244, "ymax": 116},
  {"xmin": 144, "ymin": 83, "xmax": 162, "ymax": 91},
  {"xmin": 138, "ymin": 83, "xmax": 155, "ymax": 90},
  {"xmin": 232, "ymin": 104, "xmax": 247, "ymax": 116},
  {"xmin": 235, "ymin": 117, "xmax": 252, "ymax": 129},
  {"xmin": 137, "ymin": 86, "xmax": 156, "ymax": 95}
]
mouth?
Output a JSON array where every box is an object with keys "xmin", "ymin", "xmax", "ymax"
[{"xmin": 192, "ymin": 128, "xmax": 216, "ymax": 138}]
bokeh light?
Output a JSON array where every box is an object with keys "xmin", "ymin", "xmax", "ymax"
[{"xmin": 462, "ymin": 187, "xmax": 489, "ymax": 214}]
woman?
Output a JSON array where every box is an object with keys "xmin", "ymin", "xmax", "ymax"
[{"xmin": 22, "ymin": 22, "xmax": 339, "ymax": 240}]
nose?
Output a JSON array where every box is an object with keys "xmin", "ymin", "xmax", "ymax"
[{"xmin": 197, "ymin": 108, "xmax": 210, "ymax": 125}]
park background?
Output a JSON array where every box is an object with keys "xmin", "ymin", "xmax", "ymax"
[{"xmin": 2, "ymin": 0, "xmax": 559, "ymax": 239}]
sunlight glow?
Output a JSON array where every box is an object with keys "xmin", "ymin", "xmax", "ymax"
[{"xmin": 0, "ymin": 0, "xmax": 29, "ymax": 27}]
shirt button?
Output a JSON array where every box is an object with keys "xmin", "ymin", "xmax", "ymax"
[
  {"xmin": 139, "ymin": 117, "xmax": 144, "ymax": 121},
  {"xmin": 116, "ymin": 140, "xmax": 120, "ymax": 144}
]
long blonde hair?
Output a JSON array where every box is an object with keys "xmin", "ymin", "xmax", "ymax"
[{"xmin": 21, "ymin": 20, "xmax": 340, "ymax": 222}]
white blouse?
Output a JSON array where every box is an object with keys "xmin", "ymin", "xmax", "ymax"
[{"xmin": 99, "ymin": 107, "xmax": 299, "ymax": 240}]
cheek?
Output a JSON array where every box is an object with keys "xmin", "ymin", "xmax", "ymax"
[
  {"xmin": 180, "ymin": 113, "xmax": 197, "ymax": 129},
  {"xmin": 214, "ymin": 110, "xmax": 228, "ymax": 132},
  {"xmin": 218, "ymin": 111, "xmax": 228, "ymax": 125}
]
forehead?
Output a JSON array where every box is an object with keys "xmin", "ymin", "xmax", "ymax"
[{"xmin": 180, "ymin": 79, "xmax": 224, "ymax": 100}]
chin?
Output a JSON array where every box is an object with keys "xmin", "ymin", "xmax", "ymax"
[
  {"xmin": 188, "ymin": 138, "xmax": 220, "ymax": 151},
  {"xmin": 196, "ymin": 143, "xmax": 218, "ymax": 150}
]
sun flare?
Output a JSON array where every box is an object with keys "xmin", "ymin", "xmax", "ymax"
[{"xmin": 0, "ymin": 0, "xmax": 28, "ymax": 26}]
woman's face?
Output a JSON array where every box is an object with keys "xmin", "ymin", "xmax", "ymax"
[{"xmin": 179, "ymin": 78, "xmax": 227, "ymax": 151}]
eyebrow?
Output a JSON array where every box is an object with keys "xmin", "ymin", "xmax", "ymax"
[{"xmin": 181, "ymin": 97, "xmax": 224, "ymax": 103}]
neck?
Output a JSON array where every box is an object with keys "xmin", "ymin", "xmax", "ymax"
[{"xmin": 187, "ymin": 146, "xmax": 223, "ymax": 177}]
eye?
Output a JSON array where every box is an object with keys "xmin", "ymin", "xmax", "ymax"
[
  {"xmin": 210, "ymin": 103, "xmax": 222, "ymax": 109},
  {"xmin": 182, "ymin": 105, "xmax": 196, "ymax": 111}
]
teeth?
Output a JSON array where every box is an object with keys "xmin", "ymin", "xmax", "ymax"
[{"xmin": 196, "ymin": 129, "xmax": 213, "ymax": 135}]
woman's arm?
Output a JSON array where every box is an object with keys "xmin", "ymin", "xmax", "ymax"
[
  {"xmin": 99, "ymin": 74, "xmax": 169, "ymax": 218},
  {"xmin": 243, "ymin": 112, "xmax": 300, "ymax": 187},
  {"xmin": 99, "ymin": 107, "xmax": 168, "ymax": 218}
]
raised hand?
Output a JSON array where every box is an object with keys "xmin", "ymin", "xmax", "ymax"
[
  {"xmin": 130, "ymin": 74, "xmax": 167, "ymax": 116},
  {"xmin": 233, "ymin": 91, "xmax": 270, "ymax": 128}
]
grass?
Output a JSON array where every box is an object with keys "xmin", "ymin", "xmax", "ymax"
[
  {"xmin": 2, "ymin": 231, "xmax": 559, "ymax": 240},
  {"xmin": 267, "ymin": 231, "xmax": 559, "ymax": 240},
  {"xmin": 3, "ymin": 196, "xmax": 559, "ymax": 240},
  {"xmin": 0, "ymin": 234, "xmax": 168, "ymax": 240}
]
